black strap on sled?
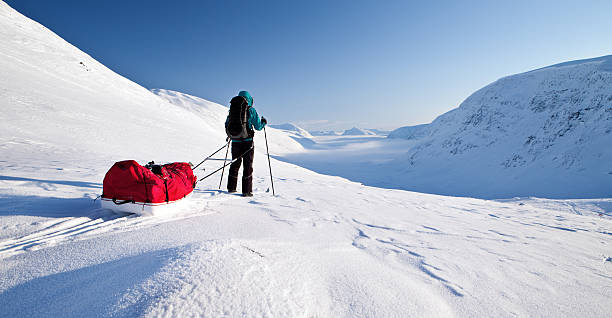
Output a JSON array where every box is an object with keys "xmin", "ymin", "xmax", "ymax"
[
  {"xmin": 143, "ymin": 171, "xmax": 150, "ymax": 203},
  {"xmin": 112, "ymin": 198, "xmax": 135, "ymax": 205},
  {"xmin": 164, "ymin": 179, "xmax": 169, "ymax": 203}
]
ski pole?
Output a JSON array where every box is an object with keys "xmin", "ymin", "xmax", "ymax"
[
  {"xmin": 199, "ymin": 145, "xmax": 254, "ymax": 182},
  {"xmin": 263, "ymin": 126, "xmax": 275, "ymax": 196},
  {"xmin": 193, "ymin": 142, "xmax": 229, "ymax": 170},
  {"xmin": 219, "ymin": 139, "xmax": 231, "ymax": 189}
]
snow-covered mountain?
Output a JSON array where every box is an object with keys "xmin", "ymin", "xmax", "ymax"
[
  {"xmin": 388, "ymin": 123, "xmax": 429, "ymax": 139},
  {"xmin": 150, "ymin": 88, "xmax": 229, "ymax": 124},
  {"xmin": 310, "ymin": 130, "xmax": 342, "ymax": 136},
  {"xmin": 366, "ymin": 128, "xmax": 391, "ymax": 136},
  {"xmin": 1, "ymin": 2, "xmax": 611, "ymax": 317},
  {"xmin": 269, "ymin": 122, "xmax": 313, "ymax": 138},
  {"xmin": 311, "ymin": 128, "xmax": 387, "ymax": 136},
  {"xmin": 388, "ymin": 55, "xmax": 612, "ymax": 198},
  {"xmin": 0, "ymin": 0, "xmax": 301, "ymax": 164},
  {"xmin": 0, "ymin": 5, "xmax": 207, "ymax": 163},
  {"xmin": 342, "ymin": 127, "xmax": 376, "ymax": 136}
]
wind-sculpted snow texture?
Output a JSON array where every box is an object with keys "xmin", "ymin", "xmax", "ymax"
[
  {"xmin": 389, "ymin": 56, "xmax": 612, "ymax": 198},
  {"xmin": 1, "ymin": 2, "xmax": 611, "ymax": 317}
]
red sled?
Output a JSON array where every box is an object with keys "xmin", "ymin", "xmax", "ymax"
[{"xmin": 101, "ymin": 160, "xmax": 197, "ymax": 216}]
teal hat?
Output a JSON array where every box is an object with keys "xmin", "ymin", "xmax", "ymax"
[{"xmin": 238, "ymin": 90, "xmax": 253, "ymax": 106}]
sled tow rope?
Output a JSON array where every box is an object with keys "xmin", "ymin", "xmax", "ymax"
[
  {"xmin": 198, "ymin": 145, "xmax": 254, "ymax": 182},
  {"xmin": 192, "ymin": 142, "xmax": 230, "ymax": 170}
]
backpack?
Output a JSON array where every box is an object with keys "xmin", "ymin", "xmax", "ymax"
[{"xmin": 226, "ymin": 96, "xmax": 254, "ymax": 140}]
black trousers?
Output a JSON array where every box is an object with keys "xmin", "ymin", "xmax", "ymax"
[{"xmin": 227, "ymin": 140, "xmax": 254, "ymax": 193}]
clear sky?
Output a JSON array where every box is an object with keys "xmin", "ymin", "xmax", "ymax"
[{"xmin": 5, "ymin": 0, "xmax": 612, "ymax": 131}]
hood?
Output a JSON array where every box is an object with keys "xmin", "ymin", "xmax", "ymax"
[{"xmin": 238, "ymin": 90, "xmax": 253, "ymax": 106}]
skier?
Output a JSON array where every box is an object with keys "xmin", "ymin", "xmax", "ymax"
[{"xmin": 225, "ymin": 90, "xmax": 267, "ymax": 197}]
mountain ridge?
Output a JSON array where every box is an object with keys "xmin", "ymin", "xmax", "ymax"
[{"xmin": 388, "ymin": 54, "xmax": 612, "ymax": 198}]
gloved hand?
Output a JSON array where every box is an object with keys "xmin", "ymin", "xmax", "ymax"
[{"xmin": 261, "ymin": 117, "xmax": 267, "ymax": 125}]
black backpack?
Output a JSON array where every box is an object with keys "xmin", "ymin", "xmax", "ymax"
[{"xmin": 226, "ymin": 96, "xmax": 254, "ymax": 140}]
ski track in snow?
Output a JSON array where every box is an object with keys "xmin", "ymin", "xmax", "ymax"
[{"xmin": 0, "ymin": 186, "xmax": 243, "ymax": 259}]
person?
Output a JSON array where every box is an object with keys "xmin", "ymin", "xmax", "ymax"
[{"xmin": 225, "ymin": 90, "xmax": 267, "ymax": 197}]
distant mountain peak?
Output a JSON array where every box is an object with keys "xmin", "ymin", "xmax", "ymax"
[{"xmin": 342, "ymin": 127, "xmax": 376, "ymax": 136}]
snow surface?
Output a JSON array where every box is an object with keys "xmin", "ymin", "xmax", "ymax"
[
  {"xmin": 269, "ymin": 123, "xmax": 313, "ymax": 138},
  {"xmin": 366, "ymin": 128, "xmax": 391, "ymax": 136},
  {"xmin": 387, "ymin": 124, "xmax": 430, "ymax": 139},
  {"xmin": 1, "ymin": 2, "xmax": 612, "ymax": 317}
]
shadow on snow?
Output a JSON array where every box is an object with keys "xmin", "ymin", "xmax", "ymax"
[
  {"xmin": 0, "ymin": 175, "xmax": 105, "ymax": 218},
  {"xmin": 0, "ymin": 175, "xmax": 102, "ymax": 189},
  {"xmin": 0, "ymin": 247, "xmax": 186, "ymax": 317}
]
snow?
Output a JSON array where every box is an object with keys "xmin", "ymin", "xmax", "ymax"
[
  {"xmin": 277, "ymin": 135, "xmax": 420, "ymax": 184},
  {"xmin": 150, "ymin": 89, "xmax": 305, "ymax": 156},
  {"xmin": 310, "ymin": 130, "xmax": 342, "ymax": 136},
  {"xmin": 313, "ymin": 128, "xmax": 389, "ymax": 137},
  {"xmin": 533, "ymin": 54, "xmax": 612, "ymax": 72},
  {"xmin": 366, "ymin": 128, "xmax": 391, "ymax": 136},
  {"xmin": 269, "ymin": 123, "xmax": 313, "ymax": 138},
  {"xmin": 385, "ymin": 56, "xmax": 612, "ymax": 198},
  {"xmin": 388, "ymin": 123, "xmax": 430, "ymax": 139},
  {"xmin": 1, "ymin": 2, "xmax": 611, "ymax": 317},
  {"xmin": 99, "ymin": 193, "xmax": 195, "ymax": 216}
]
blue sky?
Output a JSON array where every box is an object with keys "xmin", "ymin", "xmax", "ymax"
[{"xmin": 6, "ymin": 0, "xmax": 612, "ymax": 130}]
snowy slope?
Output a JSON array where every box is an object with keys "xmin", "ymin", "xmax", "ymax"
[
  {"xmin": 0, "ymin": 6, "xmax": 222, "ymax": 163},
  {"xmin": 151, "ymin": 89, "xmax": 304, "ymax": 155},
  {"xmin": 0, "ymin": 0, "xmax": 300, "ymax": 165},
  {"xmin": 387, "ymin": 56, "xmax": 612, "ymax": 198},
  {"xmin": 0, "ymin": 0, "xmax": 302, "ymax": 240},
  {"xmin": 1, "ymin": 2, "xmax": 611, "ymax": 317},
  {"xmin": 269, "ymin": 122, "xmax": 313, "ymax": 138},
  {"xmin": 366, "ymin": 128, "xmax": 391, "ymax": 136},
  {"xmin": 150, "ymin": 88, "xmax": 229, "ymax": 129},
  {"xmin": 388, "ymin": 123, "xmax": 429, "ymax": 139}
]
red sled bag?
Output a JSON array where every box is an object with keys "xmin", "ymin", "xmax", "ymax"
[{"xmin": 101, "ymin": 160, "xmax": 196, "ymax": 216}]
